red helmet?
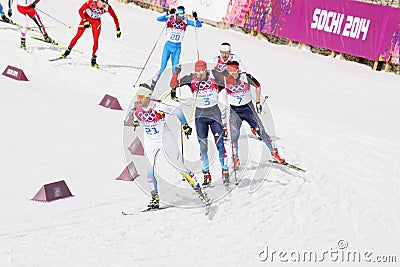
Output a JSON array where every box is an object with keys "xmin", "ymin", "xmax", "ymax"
[{"xmin": 194, "ymin": 60, "xmax": 207, "ymax": 72}]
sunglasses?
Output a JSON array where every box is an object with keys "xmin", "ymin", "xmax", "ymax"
[
  {"xmin": 136, "ymin": 94, "xmax": 150, "ymax": 99},
  {"xmin": 194, "ymin": 70, "xmax": 207, "ymax": 76}
]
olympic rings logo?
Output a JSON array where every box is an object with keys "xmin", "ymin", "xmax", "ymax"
[
  {"xmin": 136, "ymin": 109, "xmax": 158, "ymax": 122},
  {"xmin": 227, "ymin": 82, "xmax": 246, "ymax": 95}
]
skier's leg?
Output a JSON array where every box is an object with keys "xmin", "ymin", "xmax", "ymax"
[
  {"xmin": 144, "ymin": 141, "xmax": 162, "ymax": 195},
  {"xmin": 91, "ymin": 19, "xmax": 101, "ymax": 56},
  {"xmin": 210, "ymin": 118, "xmax": 228, "ymax": 170},
  {"xmin": 171, "ymin": 43, "xmax": 182, "ymax": 74},
  {"xmin": 29, "ymin": 9, "xmax": 47, "ymax": 35},
  {"xmin": 17, "ymin": 6, "xmax": 28, "ymax": 39},
  {"xmin": 68, "ymin": 19, "xmax": 86, "ymax": 49},
  {"xmin": 153, "ymin": 42, "xmax": 173, "ymax": 84},
  {"xmin": 243, "ymin": 103, "xmax": 273, "ymax": 151},
  {"xmin": 229, "ymin": 106, "xmax": 243, "ymax": 155},
  {"xmin": 195, "ymin": 116, "xmax": 210, "ymax": 173}
]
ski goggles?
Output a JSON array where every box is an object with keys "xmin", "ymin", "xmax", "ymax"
[
  {"xmin": 194, "ymin": 70, "xmax": 207, "ymax": 77},
  {"xmin": 100, "ymin": 0, "xmax": 108, "ymax": 4},
  {"xmin": 176, "ymin": 9, "xmax": 185, "ymax": 18},
  {"xmin": 136, "ymin": 93, "xmax": 151, "ymax": 100}
]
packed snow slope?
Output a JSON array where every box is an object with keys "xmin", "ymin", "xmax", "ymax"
[{"xmin": 0, "ymin": 0, "xmax": 399, "ymax": 266}]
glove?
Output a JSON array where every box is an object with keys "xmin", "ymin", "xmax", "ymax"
[
  {"xmin": 182, "ymin": 124, "xmax": 192, "ymax": 138},
  {"xmin": 132, "ymin": 120, "xmax": 140, "ymax": 130},
  {"xmin": 221, "ymin": 69, "xmax": 229, "ymax": 77},
  {"xmin": 168, "ymin": 8, "xmax": 176, "ymax": 15},
  {"xmin": 8, "ymin": 9, "xmax": 12, "ymax": 17},
  {"xmin": 116, "ymin": 28, "xmax": 121, "ymax": 38},
  {"xmin": 255, "ymin": 99, "xmax": 262, "ymax": 114},
  {"xmin": 83, "ymin": 20, "xmax": 90, "ymax": 28},
  {"xmin": 192, "ymin": 11, "xmax": 198, "ymax": 19},
  {"xmin": 31, "ymin": 3, "xmax": 36, "ymax": 8},
  {"xmin": 174, "ymin": 65, "xmax": 181, "ymax": 74}
]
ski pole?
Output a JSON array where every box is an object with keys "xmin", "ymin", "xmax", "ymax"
[
  {"xmin": 36, "ymin": 8, "xmax": 69, "ymax": 26},
  {"xmin": 133, "ymin": 25, "xmax": 166, "ymax": 87},
  {"xmin": 194, "ymin": 17, "xmax": 200, "ymax": 60}
]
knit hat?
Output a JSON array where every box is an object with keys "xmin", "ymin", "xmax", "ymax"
[{"xmin": 194, "ymin": 60, "xmax": 207, "ymax": 72}]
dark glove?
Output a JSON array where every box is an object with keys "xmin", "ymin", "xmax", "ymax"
[
  {"xmin": 83, "ymin": 20, "xmax": 90, "ymax": 28},
  {"xmin": 221, "ymin": 69, "xmax": 229, "ymax": 77},
  {"xmin": 255, "ymin": 99, "xmax": 262, "ymax": 114},
  {"xmin": 182, "ymin": 124, "xmax": 192, "ymax": 138},
  {"xmin": 116, "ymin": 28, "xmax": 121, "ymax": 38},
  {"xmin": 174, "ymin": 64, "xmax": 181, "ymax": 74},
  {"xmin": 132, "ymin": 120, "xmax": 140, "ymax": 130},
  {"xmin": 192, "ymin": 11, "xmax": 197, "ymax": 19},
  {"xmin": 31, "ymin": 3, "xmax": 36, "ymax": 8},
  {"xmin": 168, "ymin": 8, "xmax": 176, "ymax": 15},
  {"xmin": 8, "ymin": 9, "xmax": 12, "ymax": 17}
]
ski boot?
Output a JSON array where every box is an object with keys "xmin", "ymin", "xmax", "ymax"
[
  {"xmin": 271, "ymin": 148, "xmax": 285, "ymax": 164},
  {"xmin": 202, "ymin": 171, "xmax": 212, "ymax": 187},
  {"xmin": 232, "ymin": 154, "xmax": 240, "ymax": 170},
  {"xmin": 194, "ymin": 186, "xmax": 211, "ymax": 205},
  {"xmin": 1, "ymin": 14, "xmax": 10, "ymax": 23},
  {"xmin": 20, "ymin": 38, "xmax": 26, "ymax": 50},
  {"xmin": 170, "ymin": 88, "xmax": 178, "ymax": 101},
  {"xmin": 91, "ymin": 55, "xmax": 99, "ymax": 68},
  {"xmin": 61, "ymin": 47, "xmax": 71, "ymax": 58},
  {"xmin": 150, "ymin": 79, "xmax": 157, "ymax": 90},
  {"xmin": 148, "ymin": 193, "xmax": 160, "ymax": 209},
  {"xmin": 43, "ymin": 33, "xmax": 54, "ymax": 44},
  {"xmin": 222, "ymin": 169, "xmax": 230, "ymax": 185}
]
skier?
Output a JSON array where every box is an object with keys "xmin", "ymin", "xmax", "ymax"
[
  {"xmin": 170, "ymin": 60, "xmax": 229, "ymax": 186},
  {"xmin": 0, "ymin": 2, "xmax": 11, "ymax": 23},
  {"xmin": 212, "ymin": 42, "xmax": 246, "ymax": 139},
  {"xmin": 151, "ymin": 5, "xmax": 202, "ymax": 93},
  {"xmin": 60, "ymin": 0, "xmax": 121, "ymax": 68},
  {"xmin": 213, "ymin": 42, "xmax": 246, "ymax": 72},
  {"xmin": 222, "ymin": 61, "xmax": 285, "ymax": 170},
  {"xmin": 131, "ymin": 83, "xmax": 211, "ymax": 209},
  {"xmin": 8, "ymin": 0, "xmax": 55, "ymax": 49}
]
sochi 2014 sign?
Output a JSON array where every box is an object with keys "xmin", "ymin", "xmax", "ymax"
[
  {"xmin": 278, "ymin": 0, "xmax": 400, "ymax": 61},
  {"xmin": 310, "ymin": 8, "xmax": 370, "ymax": 41}
]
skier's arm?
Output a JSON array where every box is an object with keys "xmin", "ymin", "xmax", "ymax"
[
  {"xmin": 170, "ymin": 73, "xmax": 193, "ymax": 89},
  {"xmin": 186, "ymin": 18, "xmax": 202, "ymax": 28},
  {"xmin": 158, "ymin": 103, "xmax": 188, "ymax": 125},
  {"xmin": 246, "ymin": 73, "xmax": 261, "ymax": 101},
  {"xmin": 79, "ymin": 1, "xmax": 90, "ymax": 20},
  {"xmin": 107, "ymin": 4, "xmax": 120, "ymax": 29},
  {"xmin": 156, "ymin": 14, "xmax": 170, "ymax": 22}
]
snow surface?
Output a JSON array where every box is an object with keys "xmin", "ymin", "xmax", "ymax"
[{"xmin": 1, "ymin": 0, "xmax": 400, "ymax": 266}]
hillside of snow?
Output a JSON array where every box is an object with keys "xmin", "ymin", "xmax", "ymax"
[{"xmin": 0, "ymin": 0, "xmax": 399, "ymax": 266}]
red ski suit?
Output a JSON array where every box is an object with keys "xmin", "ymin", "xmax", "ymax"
[{"xmin": 68, "ymin": 0, "xmax": 120, "ymax": 56}]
